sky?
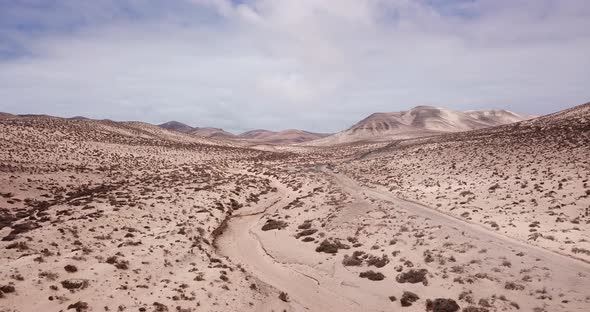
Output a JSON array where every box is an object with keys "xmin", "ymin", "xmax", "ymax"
[{"xmin": 0, "ymin": 0, "xmax": 589, "ymax": 133}]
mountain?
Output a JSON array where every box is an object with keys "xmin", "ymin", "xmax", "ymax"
[
  {"xmin": 238, "ymin": 129, "xmax": 276, "ymax": 140},
  {"xmin": 238, "ymin": 129, "xmax": 331, "ymax": 145},
  {"xmin": 158, "ymin": 121, "xmax": 194, "ymax": 133},
  {"xmin": 465, "ymin": 109, "xmax": 535, "ymax": 126},
  {"xmin": 0, "ymin": 112, "xmax": 15, "ymax": 119},
  {"xmin": 308, "ymin": 105, "xmax": 532, "ymax": 145},
  {"xmin": 189, "ymin": 127, "xmax": 236, "ymax": 139}
]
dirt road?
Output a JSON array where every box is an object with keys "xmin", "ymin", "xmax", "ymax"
[{"xmin": 216, "ymin": 170, "xmax": 590, "ymax": 311}]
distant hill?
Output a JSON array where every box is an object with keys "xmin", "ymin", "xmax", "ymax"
[
  {"xmin": 157, "ymin": 122, "xmax": 329, "ymax": 145},
  {"xmin": 308, "ymin": 106, "xmax": 532, "ymax": 145},
  {"xmin": 237, "ymin": 129, "xmax": 331, "ymax": 145},
  {"xmin": 0, "ymin": 112, "xmax": 15, "ymax": 119},
  {"xmin": 189, "ymin": 127, "xmax": 236, "ymax": 139},
  {"xmin": 158, "ymin": 121, "xmax": 194, "ymax": 133}
]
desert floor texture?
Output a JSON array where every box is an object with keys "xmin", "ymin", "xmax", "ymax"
[{"xmin": 1, "ymin": 103, "xmax": 589, "ymax": 312}]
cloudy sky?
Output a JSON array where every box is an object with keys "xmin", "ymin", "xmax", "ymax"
[{"xmin": 0, "ymin": 0, "xmax": 589, "ymax": 133}]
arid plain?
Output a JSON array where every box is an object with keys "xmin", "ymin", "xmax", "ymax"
[{"xmin": 1, "ymin": 103, "xmax": 589, "ymax": 312}]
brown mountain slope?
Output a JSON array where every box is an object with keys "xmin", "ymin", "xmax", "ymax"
[{"xmin": 309, "ymin": 105, "xmax": 532, "ymax": 145}]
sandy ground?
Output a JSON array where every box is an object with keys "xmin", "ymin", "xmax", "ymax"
[{"xmin": 1, "ymin": 103, "xmax": 590, "ymax": 312}]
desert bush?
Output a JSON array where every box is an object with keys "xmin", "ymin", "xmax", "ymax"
[
  {"xmin": 462, "ymin": 306, "xmax": 489, "ymax": 312},
  {"xmin": 359, "ymin": 270, "xmax": 385, "ymax": 281},
  {"xmin": 279, "ymin": 291, "xmax": 289, "ymax": 302},
  {"xmin": 396, "ymin": 269, "xmax": 428, "ymax": 285},
  {"xmin": 60, "ymin": 279, "xmax": 89, "ymax": 291},
  {"xmin": 261, "ymin": 219, "xmax": 288, "ymax": 231},
  {"xmin": 366, "ymin": 254, "xmax": 389, "ymax": 268},
  {"xmin": 505, "ymin": 282, "xmax": 525, "ymax": 291},
  {"xmin": 315, "ymin": 239, "xmax": 349, "ymax": 254},
  {"xmin": 152, "ymin": 302, "xmax": 168, "ymax": 312},
  {"xmin": 296, "ymin": 229, "xmax": 318, "ymax": 238},
  {"xmin": 39, "ymin": 271, "xmax": 59, "ymax": 281},
  {"xmin": 67, "ymin": 301, "xmax": 89, "ymax": 312},
  {"xmin": 0, "ymin": 285, "xmax": 15, "ymax": 293},
  {"xmin": 5, "ymin": 241, "xmax": 28, "ymax": 251},
  {"xmin": 342, "ymin": 254, "xmax": 363, "ymax": 267},
  {"xmin": 572, "ymin": 247, "xmax": 590, "ymax": 256},
  {"xmin": 400, "ymin": 291, "xmax": 419, "ymax": 307},
  {"xmin": 298, "ymin": 221, "xmax": 312, "ymax": 230},
  {"xmin": 64, "ymin": 265, "xmax": 78, "ymax": 273},
  {"xmin": 426, "ymin": 298, "xmax": 460, "ymax": 312}
]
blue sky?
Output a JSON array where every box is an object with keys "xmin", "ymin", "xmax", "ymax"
[{"xmin": 0, "ymin": 0, "xmax": 589, "ymax": 133}]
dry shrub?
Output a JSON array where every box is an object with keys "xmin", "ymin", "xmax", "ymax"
[
  {"xmin": 396, "ymin": 269, "xmax": 428, "ymax": 285},
  {"xmin": 359, "ymin": 270, "xmax": 385, "ymax": 281},
  {"xmin": 261, "ymin": 219, "xmax": 288, "ymax": 231},
  {"xmin": 400, "ymin": 291, "xmax": 419, "ymax": 307},
  {"xmin": 426, "ymin": 298, "xmax": 460, "ymax": 312}
]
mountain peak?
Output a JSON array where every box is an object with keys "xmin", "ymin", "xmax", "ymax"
[
  {"xmin": 308, "ymin": 105, "xmax": 532, "ymax": 145},
  {"xmin": 158, "ymin": 121, "xmax": 194, "ymax": 133}
]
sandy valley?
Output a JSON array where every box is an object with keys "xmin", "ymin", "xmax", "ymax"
[{"xmin": 1, "ymin": 102, "xmax": 589, "ymax": 312}]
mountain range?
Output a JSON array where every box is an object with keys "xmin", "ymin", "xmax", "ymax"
[{"xmin": 1, "ymin": 105, "xmax": 532, "ymax": 146}]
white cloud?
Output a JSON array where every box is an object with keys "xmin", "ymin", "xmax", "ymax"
[{"xmin": 0, "ymin": 0, "xmax": 589, "ymax": 133}]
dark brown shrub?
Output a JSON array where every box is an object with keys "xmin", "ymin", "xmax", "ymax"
[
  {"xmin": 426, "ymin": 298, "xmax": 460, "ymax": 312},
  {"xmin": 400, "ymin": 291, "xmax": 419, "ymax": 307},
  {"xmin": 366, "ymin": 254, "xmax": 389, "ymax": 268},
  {"xmin": 315, "ymin": 239, "xmax": 349, "ymax": 254},
  {"xmin": 261, "ymin": 219, "xmax": 288, "ymax": 231},
  {"xmin": 279, "ymin": 291, "xmax": 289, "ymax": 302},
  {"xmin": 359, "ymin": 270, "xmax": 385, "ymax": 281},
  {"xmin": 505, "ymin": 282, "xmax": 525, "ymax": 291},
  {"xmin": 296, "ymin": 229, "xmax": 318, "ymax": 238},
  {"xmin": 64, "ymin": 265, "xmax": 78, "ymax": 273},
  {"xmin": 298, "ymin": 221, "xmax": 312, "ymax": 230},
  {"xmin": 396, "ymin": 269, "xmax": 428, "ymax": 285},
  {"xmin": 0, "ymin": 285, "xmax": 15, "ymax": 293},
  {"xmin": 67, "ymin": 301, "xmax": 89, "ymax": 311},
  {"xmin": 463, "ymin": 307, "xmax": 489, "ymax": 312},
  {"xmin": 61, "ymin": 279, "xmax": 89, "ymax": 291}
]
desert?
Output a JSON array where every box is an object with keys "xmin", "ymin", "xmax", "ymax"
[
  {"xmin": 2, "ymin": 1, "xmax": 590, "ymax": 311},
  {"xmin": 1, "ymin": 101, "xmax": 589, "ymax": 312}
]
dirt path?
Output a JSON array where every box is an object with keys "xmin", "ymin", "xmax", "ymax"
[
  {"xmin": 216, "ymin": 178, "xmax": 370, "ymax": 312},
  {"xmin": 329, "ymin": 170, "xmax": 590, "ymax": 281},
  {"xmin": 216, "ymin": 170, "xmax": 590, "ymax": 311}
]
